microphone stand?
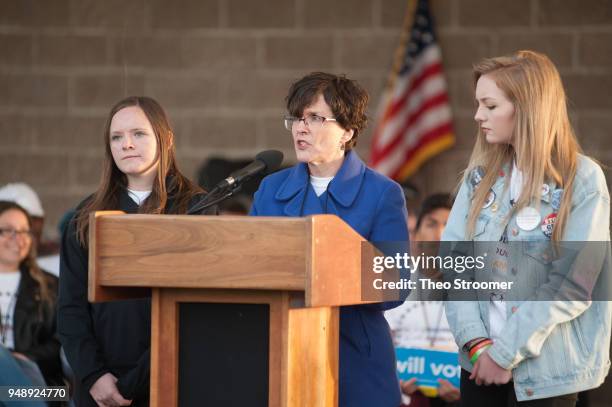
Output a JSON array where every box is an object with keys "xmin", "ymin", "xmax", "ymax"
[{"xmin": 187, "ymin": 183, "xmax": 244, "ymax": 215}]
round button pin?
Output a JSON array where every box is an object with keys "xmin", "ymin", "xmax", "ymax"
[
  {"xmin": 470, "ymin": 166, "xmax": 485, "ymax": 187},
  {"xmin": 516, "ymin": 206, "xmax": 541, "ymax": 231},
  {"xmin": 551, "ymin": 188, "xmax": 564, "ymax": 211},
  {"xmin": 541, "ymin": 213, "xmax": 557, "ymax": 239},
  {"xmin": 482, "ymin": 189, "xmax": 496, "ymax": 209}
]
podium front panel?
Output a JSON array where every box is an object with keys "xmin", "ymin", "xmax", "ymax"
[
  {"xmin": 178, "ymin": 302, "xmax": 269, "ymax": 406},
  {"xmin": 151, "ymin": 289, "xmax": 286, "ymax": 407}
]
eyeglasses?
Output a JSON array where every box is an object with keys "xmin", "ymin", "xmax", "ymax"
[
  {"xmin": 284, "ymin": 114, "xmax": 337, "ymax": 132},
  {"xmin": 0, "ymin": 228, "xmax": 33, "ymax": 240}
]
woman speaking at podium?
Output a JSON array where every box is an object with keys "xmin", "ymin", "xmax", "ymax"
[
  {"xmin": 58, "ymin": 97, "xmax": 210, "ymax": 407},
  {"xmin": 250, "ymin": 72, "xmax": 409, "ymax": 407}
]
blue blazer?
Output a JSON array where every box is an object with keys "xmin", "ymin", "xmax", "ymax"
[{"xmin": 250, "ymin": 150, "xmax": 409, "ymax": 407}]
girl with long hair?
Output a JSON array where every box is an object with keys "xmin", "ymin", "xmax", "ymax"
[
  {"xmin": 443, "ymin": 51, "xmax": 611, "ymax": 407},
  {"xmin": 58, "ymin": 96, "xmax": 210, "ymax": 407}
]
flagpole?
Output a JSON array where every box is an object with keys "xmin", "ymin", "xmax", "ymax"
[{"xmin": 385, "ymin": 0, "xmax": 419, "ymax": 92}]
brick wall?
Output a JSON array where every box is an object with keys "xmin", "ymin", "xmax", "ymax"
[{"xmin": 1, "ymin": 0, "xmax": 611, "ymax": 238}]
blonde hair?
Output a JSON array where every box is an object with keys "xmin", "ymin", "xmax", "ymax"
[{"xmin": 465, "ymin": 50, "xmax": 581, "ymax": 241}]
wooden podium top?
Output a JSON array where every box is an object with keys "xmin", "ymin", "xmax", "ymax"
[{"xmin": 89, "ymin": 212, "xmax": 385, "ymax": 307}]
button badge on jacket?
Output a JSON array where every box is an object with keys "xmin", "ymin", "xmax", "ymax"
[{"xmin": 516, "ymin": 206, "xmax": 541, "ymax": 231}]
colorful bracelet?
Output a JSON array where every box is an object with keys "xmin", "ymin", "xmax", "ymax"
[
  {"xmin": 464, "ymin": 337, "xmax": 489, "ymax": 352},
  {"xmin": 469, "ymin": 339, "xmax": 493, "ymax": 359},
  {"xmin": 470, "ymin": 344, "xmax": 491, "ymax": 364}
]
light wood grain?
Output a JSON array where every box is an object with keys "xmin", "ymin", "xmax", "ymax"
[
  {"xmin": 90, "ymin": 213, "xmax": 384, "ymax": 306},
  {"xmin": 287, "ymin": 306, "xmax": 339, "ymax": 407},
  {"xmin": 90, "ymin": 215, "xmax": 308, "ymax": 297},
  {"xmin": 88, "ymin": 212, "xmax": 394, "ymax": 407},
  {"xmin": 150, "ymin": 288, "xmax": 178, "ymax": 407},
  {"xmin": 308, "ymin": 215, "xmax": 384, "ymax": 307},
  {"xmin": 88, "ymin": 211, "xmax": 149, "ymax": 302}
]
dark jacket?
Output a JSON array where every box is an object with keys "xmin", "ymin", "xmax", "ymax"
[
  {"xmin": 13, "ymin": 266, "xmax": 62, "ymax": 387},
  {"xmin": 58, "ymin": 188, "xmax": 212, "ymax": 407},
  {"xmin": 250, "ymin": 151, "xmax": 410, "ymax": 407}
]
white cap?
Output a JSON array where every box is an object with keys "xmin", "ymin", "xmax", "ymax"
[{"xmin": 0, "ymin": 183, "xmax": 45, "ymax": 217}]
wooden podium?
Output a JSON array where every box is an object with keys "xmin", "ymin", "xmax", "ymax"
[{"xmin": 88, "ymin": 212, "xmax": 385, "ymax": 407}]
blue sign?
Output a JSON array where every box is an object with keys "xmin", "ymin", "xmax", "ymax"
[{"xmin": 396, "ymin": 347, "xmax": 460, "ymax": 389}]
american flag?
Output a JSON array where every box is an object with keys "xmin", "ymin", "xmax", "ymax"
[{"xmin": 369, "ymin": 0, "xmax": 454, "ymax": 181}]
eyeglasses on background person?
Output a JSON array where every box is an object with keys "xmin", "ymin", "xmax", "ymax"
[{"xmin": 0, "ymin": 227, "xmax": 33, "ymax": 239}]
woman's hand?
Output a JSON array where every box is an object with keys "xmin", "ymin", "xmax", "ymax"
[
  {"xmin": 469, "ymin": 351, "xmax": 512, "ymax": 385},
  {"xmin": 437, "ymin": 378, "xmax": 460, "ymax": 402},
  {"xmin": 400, "ymin": 377, "xmax": 419, "ymax": 395},
  {"xmin": 89, "ymin": 373, "xmax": 132, "ymax": 407}
]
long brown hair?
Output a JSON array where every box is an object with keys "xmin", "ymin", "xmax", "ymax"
[
  {"xmin": 465, "ymin": 50, "xmax": 581, "ymax": 241},
  {"xmin": 75, "ymin": 96, "xmax": 201, "ymax": 244},
  {"xmin": 0, "ymin": 201, "xmax": 54, "ymax": 306}
]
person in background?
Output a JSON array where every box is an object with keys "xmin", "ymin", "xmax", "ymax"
[
  {"xmin": 0, "ymin": 344, "xmax": 48, "ymax": 407},
  {"xmin": 0, "ymin": 183, "xmax": 60, "ymax": 276},
  {"xmin": 402, "ymin": 182, "xmax": 421, "ymax": 240},
  {"xmin": 0, "ymin": 184, "xmax": 45, "ymax": 250},
  {"xmin": 0, "ymin": 201, "xmax": 62, "ymax": 388},
  {"xmin": 386, "ymin": 193, "xmax": 460, "ymax": 407}
]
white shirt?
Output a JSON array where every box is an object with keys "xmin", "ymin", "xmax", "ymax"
[
  {"xmin": 489, "ymin": 161, "xmax": 524, "ymax": 341},
  {"xmin": 127, "ymin": 189, "xmax": 152, "ymax": 206},
  {"xmin": 509, "ymin": 160, "xmax": 524, "ymax": 204},
  {"xmin": 310, "ymin": 176, "xmax": 333, "ymax": 197},
  {"xmin": 0, "ymin": 271, "xmax": 21, "ymax": 349},
  {"xmin": 386, "ymin": 301, "xmax": 457, "ymax": 351}
]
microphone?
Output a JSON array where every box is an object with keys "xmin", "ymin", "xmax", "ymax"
[
  {"xmin": 213, "ymin": 150, "xmax": 283, "ymax": 191},
  {"xmin": 187, "ymin": 150, "xmax": 283, "ymax": 215}
]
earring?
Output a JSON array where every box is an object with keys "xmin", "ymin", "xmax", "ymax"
[{"xmin": 340, "ymin": 142, "xmax": 345, "ymax": 151}]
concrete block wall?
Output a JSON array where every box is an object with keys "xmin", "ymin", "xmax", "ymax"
[
  {"xmin": 425, "ymin": 0, "xmax": 612, "ymax": 202},
  {"xmin": 1, "ymin": 0, "xmax": 611, "ymax": 238}
]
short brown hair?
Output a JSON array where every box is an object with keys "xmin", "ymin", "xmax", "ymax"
[{"xmin": 286, "ymin": 72, "xmax": 369, "ymax": 150}]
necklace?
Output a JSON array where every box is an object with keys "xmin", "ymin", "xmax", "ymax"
[
  {"xmin": 420, "ymin": 301, "xmax": 445, "ymax": 348},
  {"xmin": 0, "ymin": 292, "xmax": 18, "ymax": 347}
]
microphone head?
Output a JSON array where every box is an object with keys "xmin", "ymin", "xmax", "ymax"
[{"xmin": 255, "ymin": 150, "xmax": 284, "ymax": 174}]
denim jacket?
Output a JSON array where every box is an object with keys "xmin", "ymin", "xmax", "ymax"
[{"xmin": 443, "ymin": 154, "xmax": 611, "ymax": 401}]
